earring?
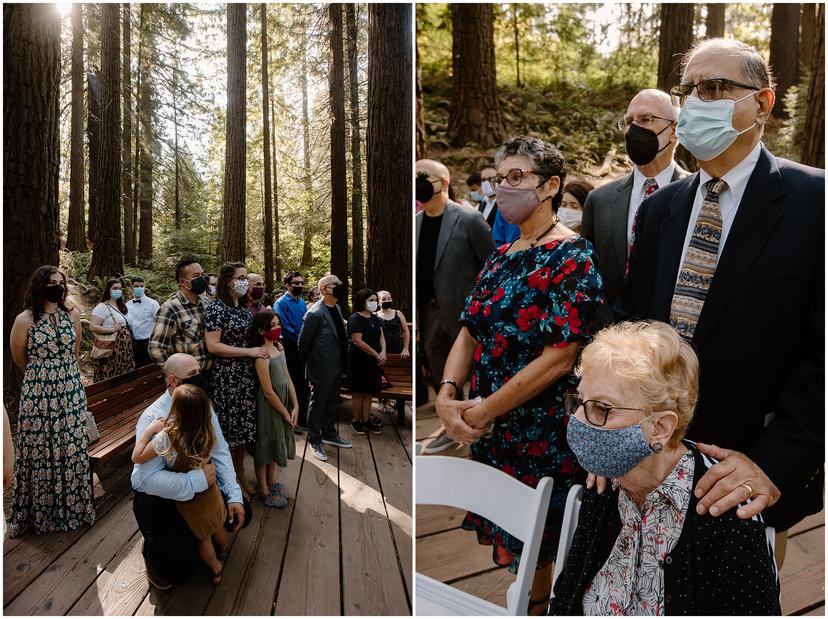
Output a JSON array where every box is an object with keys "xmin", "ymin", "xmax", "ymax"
[{"xmin": 651, "ymin": 442, "xmax": 663, "ymax": 454}]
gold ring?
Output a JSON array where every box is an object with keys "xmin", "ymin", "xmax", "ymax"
[{"xmin": 740, "ymin": 483, "xmax": 753, "ymax": 497}]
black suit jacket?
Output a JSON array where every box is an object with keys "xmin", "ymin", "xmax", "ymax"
[
  {"xmin": 617, "ymin": 145, "xmax": 824, "ymax": 531},
  {"xmin": 477, "ymin": 199, "xmax": 498, "ymax": 229}
]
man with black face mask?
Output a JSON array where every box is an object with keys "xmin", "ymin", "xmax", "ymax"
[
  {"xmin": 298, "ymin": 274, "xmax": 353, "ymax": 461},
  {"xmin": 581, "ymin": 89, "xmax": 689, "ymax": 330},
  {"xmin": 149, "ymin": 258, "xmax": 213, "ymax": 371},
  {"xmin": 275, "ymin": 270, "xmax": 309, "ymax": 433},
  {"xmin": 415, "ymin": 159, "xmax": 495, "ymax": 454}
]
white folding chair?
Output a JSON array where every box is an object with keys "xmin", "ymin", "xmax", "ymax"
[
  {"xmin": 415, "ymin": 455, "xmax": 554, "ymax": 616},
  {"xmin": 552, "ymin": 484, "xmax": 583, "ymax": 591}
]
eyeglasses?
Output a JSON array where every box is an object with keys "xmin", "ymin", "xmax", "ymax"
[
  {"xmin": 492, "ymin": 169, "xmax": 548, "ymax": 188},
  {"xmin": 670, "ymin": 78, "xmax": 760, "ymax": 107},
  {"xmin": 563, "ymin": 391, "xmax": 646, "ymax": 427},
  {"xmin": 617, "ymin": 114, "xmax": 675, "ymax": 133}
]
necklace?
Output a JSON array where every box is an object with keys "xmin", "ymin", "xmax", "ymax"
[{"xmin": 509, "ymin": 217, "xmax": 559, "ymax": 251}]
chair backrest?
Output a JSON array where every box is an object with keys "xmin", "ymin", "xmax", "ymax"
[
  {"xmin": 416, "ymin": 455, "xmax": 554, "ymax": 615},
  {"xmin": 552, "ymin": 484, "xmax": 583, "ymax": 591}
]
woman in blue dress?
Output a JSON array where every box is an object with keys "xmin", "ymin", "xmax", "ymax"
[{"xmin": 435, "ymin": 136, "xmax": 604, "ymax": 615}]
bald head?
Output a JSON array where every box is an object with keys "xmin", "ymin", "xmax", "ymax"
[
  {"xmin": 628, "ymin": 89, "xmax": 677, "ymax": 122},
  {"xmin": 318, "ymin": 274, "xmax": 339, "ymax": 290},
  {"xmin": 416, "ymin": 159, "xmax": 450, "ymax": 183},
  {"xmin": 165, "ymin": 353, "xmax": 199, "ymax": 379}
]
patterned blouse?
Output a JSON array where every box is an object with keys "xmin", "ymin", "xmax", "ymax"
[{"xmin": 583, "ymin": 450, "xmax": 694, "ymax": 616}]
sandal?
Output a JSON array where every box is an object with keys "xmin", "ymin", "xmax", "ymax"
[
  {"xmin": 262, "ymin": 492, "xmax": 288, "ymax": 508},
  {"xmin": 211, "ymin": 568, "xmax": 223, "ymax": 586},
  {"xmin": 268, "ymin": 481, "xmax": 285, "ymax": 496}
]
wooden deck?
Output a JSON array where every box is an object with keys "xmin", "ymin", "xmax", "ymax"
[
  {"xmin": 4, "ymin": 397, "xmax": 412, "ymax": 616},
  {"xmin": 415, "ymin": 400, "xmax": 825, "ymax": 615}
]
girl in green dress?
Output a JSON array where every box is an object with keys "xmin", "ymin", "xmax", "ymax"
[{"xmin": 251, "ymin": 310, "xmax": 298, "ymax": 508}]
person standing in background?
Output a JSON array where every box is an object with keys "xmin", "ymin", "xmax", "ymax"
[
  {"xmin": 274, "ymin": 271, "xmax": 310, "ymax": 434},
  {"xmin": 247, "ymin": 273, "xmax": 267, "ymax": 315},
  {"xmin": 126, "ymin": 276, "xmax": 160, "ymax": 368}
]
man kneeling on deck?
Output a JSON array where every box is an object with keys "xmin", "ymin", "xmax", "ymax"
[{"xmin": 131, "ymin": 353, "xmax": 251, "ymax": 589}]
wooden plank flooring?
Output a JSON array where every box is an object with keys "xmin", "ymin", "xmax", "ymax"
[
  {"xmin": 4, "ymin": 397, "xmax": 411, "ymax": 616},
  {"xmin": 415, "ymin": 399, "xmax": 825, "ymax": 615}
]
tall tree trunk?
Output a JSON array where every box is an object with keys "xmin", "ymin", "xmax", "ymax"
[
  {"xmin": 512, "ymin": 4, "xmax": 520, "ymax": 88},
  {"xmin": 137, "ymin": 5, "xmax": 153, "ymax": 264},
  {"xmin": 67, "ymin": 2, "xmax": 86, "ymax": 252},
  {"xmin": 705, "ymin": 4, "xmax": 725, "ymax": 38},
  {"xmin": 657, "ymin": 4, "xmax": 695, "ymax": 91},
  {"xmin": 271, "ymin": 97, "xmax": 281, "ymax": 283},
  {"xmin": 800, "ymin": 4, "xmax": 817, "ymax": 70},
  {"xmin": 88, "ymin": 3, "xmax": 123, "ymax": 280},
  {"xmin": 87, "ymin": 66, "xmax": 101, "ymax": 245},
  {"xmin": 300, "ymin": 12, "xmax": 313, "ymax": 269},
  {"xmin": 447, "ymin": 4, "xmax": 505, "ymax": 148},
  {"xmin": 769, "ymin": 3, "xmax": 801, "ymax": 117},
  {"xmin": 801, "ymin": 4, "xmax": 824, "ymax": 168},
  {"xmin": 346, "ymin": 4, "xmax": 364, "ymax": 297},
  {"xmin": 223, "ymin": 3, "xmax": 247, "ymax": 263},
  {"xmin": 329, "ymin": 4, "xmax": 349, "ymax": 312},
  {"xmin": 367, "ymin": 4, "xmax": 412, "ymax": 319},
  {"xmin": 122, "ymin": 3, "xmax": 134, "ymax": 265},
  {"xmin": 4, "ymin": 4, "xmax": 62, "ymax": 390},
  {"xmin": 132, "ymin": 8, "xmax": 141, "ymax": 263},
  {"xmin": 172, "ymin": 64, "xmax": 180, "ymax": 229},
  {"xmin": 261, "ymin": 4, "xmax": 274, "ymax": 293},
  {"xmin": 415, "ymin": 40, "xmax": 426, "ymax": 160}
]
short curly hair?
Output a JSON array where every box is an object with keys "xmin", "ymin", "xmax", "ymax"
[
  {"xmin": 576, "ymin": 321, "xmax": 699, "ymax": 448},
  {"xmin": 494, "ymin": 136, "xmax": 567, "ymax": 211}
]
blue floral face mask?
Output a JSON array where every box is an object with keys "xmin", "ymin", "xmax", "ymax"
[{"xmin": 566, "ymin": 413, "xmax": 655, "ymax": 478}]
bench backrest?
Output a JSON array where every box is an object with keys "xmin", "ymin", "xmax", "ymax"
[
  {"xmin": 86, "ymin": 365, "xmax": 166, "ymax": 424},
  {"xmin": 382, "ymin": 353, "xmax": 412, "ymax": 388}
]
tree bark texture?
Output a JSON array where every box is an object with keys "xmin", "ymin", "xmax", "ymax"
[
  {"xmin": 800, "ymin": 4, "xmax": 816, "ymax": 70},
  {"xmin": 223, "ymin": 3, "xmax": 247, "ymax": 263},
  {"xmin": 769, "ymin": 3, "xmax": 800, "ymax": 117},
  {"xmin": 88, "ymin": 2, "xmax": 123, "ymax": 281},
  {"xmin": 300, "ymin": 13, "xmax": 313, "ymax": 269},
  {"xmin": 447, "ymin": 4, "xmax": 506, "ymax": 148},
  {"xmin": 3, "ymin": 4, "xmax": 62, "ymax": 387},
  {"xmin": 173, "ymin": 65, "xmax": 180, "ymax": 229},
  {"xmin": 705, "ymin": 4, "xmax": 725, "ymax": 38},
  {"xmin": 271, "ymin": 97, "xmax": 281, "ymax": 283},
  {"xmin": 513, "ymin": 4, "xmax": 521, "ymax": 88},
  {"xmin": 122, "ymin": 3, "xmax": 134, "ymax": 265},
  {"xmin": 67, "ymin": 2, "xmax": 86, "ymax": 252},
  {"xmin": 137, "ymin": 5, "xmax": 153, "ymax": 264},
  {"xmin": 261, "ymin": 4, "xmax": 274, "ymax": 293},
  {"xmin": 87, "ymin": 67, "xmax": 101, "ymax": 244},
  {"xmin": 801, "ymin": 4, "xmax": 824, "ymax": 168},
  {"xmin": 415, "ymin": 41, "xmax": 426, "ymax": 160},
  {"xmin": 346, "ymin": 4, "xmax": 365, "ymax": 298},
  {"xmin": 657, "ymin": 4, "xmax": 695, "ymax": 91},
  {"xmin": 367, "ymin": 4, "xmax": 412, "ymax": 318}
]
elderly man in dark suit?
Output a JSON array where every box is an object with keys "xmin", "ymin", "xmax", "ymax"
[
  {"xmin": 298, "ymin": 274, "xmax": 353, "ymax": 462},
  {"xmin": 582, "ymin": 88, "xmax": 689, "ymax": 330},
  {"xmin": 416, "ymin": 159, "xmax": 496, "ymax": 453},
  {"xmin": 618, "ymin": 38, "xmax": 824, "ymax": 564}
]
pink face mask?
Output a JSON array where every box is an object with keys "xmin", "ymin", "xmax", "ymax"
[{"xmin": 496, "ymin": 184, "xmax": 550, "ymax": 225}]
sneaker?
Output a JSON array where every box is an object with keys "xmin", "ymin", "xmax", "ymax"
[
  {"xmin": 293, "ymin": 426, "xmax": 305, "ymax": 435},
  {"xmin": 365, "ymin": 417, "xmax": 383, "ymax": 434},
  {"xmin": 323, "ymin": 434, "xmax": 353, "ymax": 448},
  {"xmin": 368, "ymin": 413, "xmax": 384, "ymax": 427},
  {"xmin": 310, "ymin": 441, "xmax": 328, "ymax": 461},
  {"xmin": 145, "ymin": 559, "xmax": 174, "ymax": 590},
  {"xmin": 421, "ymin": 430, "xmax": 457, "ymax": 454},
  {"xmin": 351, "ymin": 420, "xmax": 366, "ymax": 435}
]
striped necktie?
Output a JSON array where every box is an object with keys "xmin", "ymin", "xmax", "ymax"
[
  {"xmin": 669, "ymin": 178, "xmax": 728, "ymax": 340},
  {"xmin": 624, "ymin": 178, "xmax": 659, "ymax": 276}
]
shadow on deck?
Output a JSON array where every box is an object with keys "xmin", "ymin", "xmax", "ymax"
[
  {"xmin": 415, "ymin": 400, "xmax": 825, "ymax": 616},
  {"xmin": 4, "ymin": 398, "xmax": 412, "ymax": 616}
]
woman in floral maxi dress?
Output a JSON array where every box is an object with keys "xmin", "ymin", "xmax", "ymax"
[{"xmin": 8, "ymin": 266, "xmax": 95, "ymax": 536}]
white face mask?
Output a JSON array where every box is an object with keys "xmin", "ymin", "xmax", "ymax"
[
  {"xmin": 676, "ymin": 92, "xmax": 757, "ymax": 161},
  {"xmin": 366, "ymin": 301, "xmax": 379, "ymax": 312},
  {"xmin": 208, "ymin": 285, "xmax": 217, "ymax": 296},
  {"xmin": 557, "ymin": 207, "xmax": 583, "ymax": 230},
  {"xmin": 234, "ymin": 279, "xmax": 250, "ymax": 296},
  {"xmin": 481, "ymin": 180, "xmax": 496, "ymax": 198}
]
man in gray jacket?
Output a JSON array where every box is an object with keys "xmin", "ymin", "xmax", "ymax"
[
  {"xmin": 416, "ymin": 159, "xmax": 496, "ymax": 453},
  {"xmin": 298, "ymin": 274, "xmax": 352, "ymax": 461}
]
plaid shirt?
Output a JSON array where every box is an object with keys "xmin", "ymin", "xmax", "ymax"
[{"xmin": 148, "ymin": 289, "xmax": 212, "ymax": 371}]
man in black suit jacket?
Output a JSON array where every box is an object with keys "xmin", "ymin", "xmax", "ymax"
[
  {"xmin": 582, "ymin": 88, "xmax": 690, "ymax": 329},
  {"xmin": 618, "ymin": 38, "xmax": 824, "ymax": 544}
]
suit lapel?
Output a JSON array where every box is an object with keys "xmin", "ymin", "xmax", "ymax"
[
  {"xmin": 654, "ymin": 174, "xmax": 700, "ymax": 319},
  {"xmin": 611, "ymin": 174, "xmax": 634, "ymax": 275},
  {"xmin": 416, "ymin": 212, "xmax": 423, "ymax": 246},
  {"xmin": 320, "ymin": 303, "xmax": 339, "ymax": 342},
  {"xmin": 693, "ymin": 147, "xmax": 784, "ymax": 346},
  {"xmin": 434, "ymin": 203, "xmax": 460, "ymax": 270}
]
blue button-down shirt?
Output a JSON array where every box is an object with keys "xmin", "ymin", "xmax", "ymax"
[
  {"xmin": 274, "ymin": 293, "xmax": 308, "ymax": 343},
  {"xmin": 130, "ymin": 390, "xmax": 243, "ymax": 505},
  {"xmin": 492, "ymin": 209, "xmax": 520, "ymax": 246}
]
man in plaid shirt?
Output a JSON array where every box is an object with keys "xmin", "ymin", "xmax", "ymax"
[{"xmin": 149, "ymin": 259, "xmax": 213, "ymax": 371}]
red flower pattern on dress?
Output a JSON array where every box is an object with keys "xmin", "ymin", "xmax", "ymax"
[
  {"xmin": 527, "ymin": 267, "xmax": 552, "ymax": 291},
  {"xmin": 517, "ymin": 305, "xmax": 546, "ymax": 331}
]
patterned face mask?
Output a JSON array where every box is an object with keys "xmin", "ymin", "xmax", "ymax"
[{"xmin": 565, "ymin": 414, "xmax": 655, "ymax": 478}]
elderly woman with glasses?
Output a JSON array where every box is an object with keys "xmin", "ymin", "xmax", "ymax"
[
  {"xmin": 550, "ymin": 321, "xmax": 780, "ymax": 615},
  {"xmin": 435, "ymin": 136, "xmax": 604, "ymax": 614}
]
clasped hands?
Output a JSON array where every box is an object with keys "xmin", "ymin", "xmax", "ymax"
[
  {"xmin": 435, "ymin": 396, "xmax": 490, "ymax": 445},
  {"xmin": 587, "ymin": 442, "xmax": 780, "ymax": 520}
]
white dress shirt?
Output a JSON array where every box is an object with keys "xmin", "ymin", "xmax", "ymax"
[
  {"xmin": 674, "ymin": 141, "xmax": 762, "ymax": 282},
  {"xmin": 628, "ymin": 162, "xmax": 677, "ymax": 245},
  {"xmin": 481, "ymin": 196, "xmax": 496, "ymax": 222},
  {"xmin": 126, "ymin": 296, "xmax": 160, "ymax": 340}
]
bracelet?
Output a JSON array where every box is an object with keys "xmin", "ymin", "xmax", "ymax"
[{"xmin": 439, "ymin": 378, "xmax": 460, "ymax": 396}]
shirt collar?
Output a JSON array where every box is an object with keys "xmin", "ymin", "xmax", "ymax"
[
  {"xmin": 617, "ymin": 450, "xmax": 694, "ymax": 519},
  {"xmin": 632, "ymin": 161, "xmax": 676, "ymax": 197},
  {"xmin": 698, "ymin": 140, "xmax": 762, "ymax": 207}
]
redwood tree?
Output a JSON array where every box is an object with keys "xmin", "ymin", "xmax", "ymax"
[
  {"xmin": 261, "ymin": 4, "xmax": 274, "ymax": 292},
  {"xmin": 657, "ymin": 4, "xmax": 695, "ymax": 91},
  {"xmin": 367, "ymin": 4, "xmax": 412, "ymax": 318},
  {"xmin": 122, "ymin": 3, "xmax": 135, "ymax": 265},
  {"xmin": 223, "ymin": 3, "xmax": 247, "ymax": 263},
  {"xmin": 447, "ymin": 4, "xmax": 505, "ymax": 148},
  {"xmin": 705, "ymin": 4, "xmax": 725, "ymax": 38},
  {"xmin": 800, "ymin": 4, "xmax": 817, "ymax": 70},
  {"xmin": 87, "ymin": 66, "xmax": 101, "ymax": 243},
  {"xmin": 67, "ymin": 3, "xmax": 86, "ymax": 252},
  {"xmin": 329, "ymin": 4, "xmax": 349, "ymax": 312},
  {"xmin": 346, "ymin": 3, "xmax": 365, "ymax": 296},
  {"xmin": 137, "ymin": 5, "xmax": 153, "ymax": 265},
  {"xmin": 801, "ymin": 4, "xmax": 824, "ymax": 168},
  {"xmin": 3, "ymin": 4, "xmax": 62, "ymax": 387},
  {"xmin": 769, "ymin": 3, "xmax": 800, "ymax": 117}
]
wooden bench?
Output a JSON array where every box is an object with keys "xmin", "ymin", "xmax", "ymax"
[
  {"xmin": 85, "ymin": 364, "xmax": 166, "ymax": 467},
  {"xmin": 381, "ymin": 353, "xmax": 413, "ymax": 423}
]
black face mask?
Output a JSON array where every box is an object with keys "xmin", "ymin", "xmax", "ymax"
[
  {"xmin": 625, "ymin": 122, "xmax": 672, "ymax": 167},
  {"xmin": 416, "ymin": 177, "xmax": 439, "ymax": 203},
  {"xmin": 381, "ymin": 301, "xmax": 393, "ymax": 310},
  {"xmin": 331, "ymin": 283, "xmax": 347, "ymax": 300},
  {"xmin": 178, "ymin": 373, "xmax": 208, "ymax": 392},
  {"xmin": 250, "ymin": 287, "xmax": 264, "ymax": 300},
  {"xmin": 44, "ymin": 284, "xmax": 64, "ymax": 303},
  {"xmin": 188, "ymin": 276, "xmax": 209, "ymax": 295},
  {"xmin": 291, "ymin": 285, "xmax": 304, "ymax": 295}
]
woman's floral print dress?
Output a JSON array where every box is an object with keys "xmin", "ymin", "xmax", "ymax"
[
  {"xmin": 9, "ymin": 310, "xmax": 95, "ymax": 537},
  {"xmin": 460, "ymin": 236, "xmax": 604, "ymax": 572}
]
